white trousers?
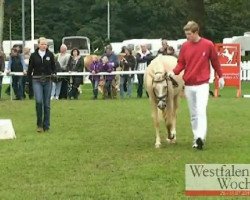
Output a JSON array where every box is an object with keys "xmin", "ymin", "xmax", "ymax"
[{"xmin": 184, "ymin": 83, "xmax": 209, "ymax": 141}]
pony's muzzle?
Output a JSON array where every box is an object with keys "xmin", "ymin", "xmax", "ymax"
[{"xmin": 157, "ymin": 101, "xmax": 166, "ymax": 110}]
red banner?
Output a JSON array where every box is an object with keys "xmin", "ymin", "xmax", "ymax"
[{"xmin": 214, "ymin": 43, "xmax": 241, "ymax": 97}]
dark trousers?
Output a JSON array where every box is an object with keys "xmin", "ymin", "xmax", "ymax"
[
  {"xmin": 0, "ymin": 77, "xmax": 2, "ymax": 98},
  {"xmin": 68, "ymin": 76, "xmax": 82, "ymax": 99},
  {"xmin": 59, "ymin": 78, "xmax": 69, "ymax": 99},
  {"xmin": 12, "ymin": 76, "xmax": 24, "ymax": 99},
  {"xmin": 91, "ymin": 79, "xmax": 99, "ymax": 99},
  {"xmin": 105, "ymin": 79, "xmax": 112, "ymax": 98},
  {"xmin": 137, "ymin": 74, "xmax": 144, "ymax": 98}
]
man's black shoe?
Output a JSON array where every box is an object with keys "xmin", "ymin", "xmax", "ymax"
[{"xmin": 196, "ymin": 138, "xmax": 204, "ymax": 150}]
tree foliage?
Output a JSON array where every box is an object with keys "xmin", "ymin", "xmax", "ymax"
[{"xmin": 3, "ymin": 0, "xmax": 250, "ymax": 52}]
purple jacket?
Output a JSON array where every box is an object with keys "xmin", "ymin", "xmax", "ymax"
[
  {"xmin": 102, "ymin": 62, "xmax": 114, "ymax": 81},
  {"xmin": 89, "ymin": 61, "xmax": 102, "ymax": 81}
]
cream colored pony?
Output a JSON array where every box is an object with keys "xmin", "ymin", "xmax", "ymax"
[{"xmin": 144, "ymin": 55, "xmax": 184, "ymax": 148}]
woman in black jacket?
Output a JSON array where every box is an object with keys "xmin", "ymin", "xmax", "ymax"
[
  {"xmin": 27, "ymin": 37, "xmax": 56, "ymax": 132},
  {"xmin": 67, "ymin": 48, "xmax": 84, "ymax": 99}
]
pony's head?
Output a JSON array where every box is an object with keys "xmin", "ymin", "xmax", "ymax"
[
  {"xmin": 152, "ymin": 72, "xmax": 169, "ymax": 110},
  {"xmin": 152, "ymin": 72, "xmax": 179, "ymax": 110}
]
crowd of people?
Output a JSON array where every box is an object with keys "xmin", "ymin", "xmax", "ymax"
[{"xmin": 0, "ymin": 37, "xmax": 178, "ymax": 101}]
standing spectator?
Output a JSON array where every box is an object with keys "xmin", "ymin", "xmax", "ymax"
[
  {"xmin": 158, "ymin": 39, "xmax": 177, "ymax": 57},
  {"xmin": 67, "ymin": 48, "xmax": 84, "ymax": 100},
  {"xmin": 169, "ymin": 21, "xmax": 225, "ymax": 150},
  {"xmin": 120, "ymin": 47, "xmax": 136, "ymax": 98},
  {"xmin": 89, "ymin": 55, "xmax": 102, "ymax": 100},
  {"xmin": 102, "ymin": 45, "xmax": 119, "ymax": 98},
  {"xmin": 102, "ymin": 44, "xmax": 119, "ymax": 69},
  {"xmin": 101, "ymin": 56, "xmax": 114, "ymax": 99},
  {"xmin": 0, "ymin": 51, "xmax": 5, "ymax": 99},
  {"xmin": 157, "ymin": 39, "xmax": 169, "ymax": 55},
  {"xmin": 51, "ymin": 44, "xmax": 70, "ymax": 100},
  {"xmin": 28, "ymin": 37, "xmax": 56, "ymax": 132},
  {"xmin": 59, "ymin": 45, "xmax": 71, "ymax": 99},
  {"xmin": 6, "ymin": 48, "xmax": 27, "ymax": 100},
  {"xmin": 22, "ymin": 47, "xmax": 33, "ymax": 99},
  {"xmin": 136, "ymin": 44, "xmax": 153, "ymax": 98},
  {"xmin": 50, "ymin": 58, "xmax": 62, "ymax": 100},
  {"xmin": 166, "ymin": 46, "xmax": 177, "ymax": 57}
]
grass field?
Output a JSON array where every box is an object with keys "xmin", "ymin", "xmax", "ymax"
[{"xmin": 0, "ymin": 83, "xmax": 250, "ymax": 200}]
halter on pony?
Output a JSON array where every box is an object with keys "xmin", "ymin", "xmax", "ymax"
[{"xmin": 152, "ymin": 72, "xmax": 179, "ymax": 103}]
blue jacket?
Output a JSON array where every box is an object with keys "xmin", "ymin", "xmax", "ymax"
[{"xmin": 7, "ymin": 54, "xmax": 27, "ymax": 72}]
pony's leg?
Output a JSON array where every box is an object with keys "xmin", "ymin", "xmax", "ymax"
[
  {"xmin": 152, "ymin": 104, "xmax": 161, "ymax": 148},
  {"xmin": 166, "ymin": 116, "xmax": 177, "ymax": 144},
  {"xmin": 166, "ymin": 97, "xmax": 178, "ymax": 144}
]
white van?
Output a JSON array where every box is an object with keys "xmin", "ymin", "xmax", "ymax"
[
  {"xmin": 62, "ymin": 36, "xmax": 90, "ymax": 56},
  {"xmin": 223, "ymin": 35, "xmax": 250, "ymax": 56}
]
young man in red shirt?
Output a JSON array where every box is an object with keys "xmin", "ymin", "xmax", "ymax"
[{"xmin": 169, "ymin": 21, "xmax": 225, "ymax": 150}]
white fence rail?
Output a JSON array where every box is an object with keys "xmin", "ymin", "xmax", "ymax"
[
  {"xmin": 2, "ymin": 61, "xmax": 250, "ymax": 85},
  {"xmin": 241, "ymin": 61, "xmax": 250, "ymax": 81}
]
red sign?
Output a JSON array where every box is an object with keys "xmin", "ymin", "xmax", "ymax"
[{"xmin": 214, "ymin": 43, "xmax": 241, "ymax": 97}]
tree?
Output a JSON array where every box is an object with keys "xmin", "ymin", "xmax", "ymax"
[
  {"xmin": 3, "ymin": 0, "xmax": 250, "ymax": 53},
  {"xmin": 186, "ymin": 0, "xmax": 205, "ymax": 36}
]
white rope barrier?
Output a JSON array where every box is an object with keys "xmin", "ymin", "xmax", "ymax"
[{"xmin": 0, "ymin": 70, "xmax": 145, "ymax": 76}]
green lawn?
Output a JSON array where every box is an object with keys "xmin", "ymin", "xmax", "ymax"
[{"xmin": 0, "ymin": 83, "xmax": 250, "ymax": 200}]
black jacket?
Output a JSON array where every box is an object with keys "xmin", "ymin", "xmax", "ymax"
[{"xmin": 28, "ymin": 48, "xmax": 56, "ymax": 77}]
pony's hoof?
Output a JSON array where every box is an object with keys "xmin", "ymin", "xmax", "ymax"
[
  {"xmin": 167, "ymin": 138, "xmax": 176, "ymax": 144},
  {"xmin": 155, "ymin": 143, "xmax": 161, "ymax": 148},
  {"xmin": 166, "ymin": 135, "xmax": 176, "ymax": 144}
]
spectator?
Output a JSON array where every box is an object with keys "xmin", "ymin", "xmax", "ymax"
[
  {"xmin": 89, "ymin": 55, "xmax": 102, "ymax": 100},
  {"xmin": 101, "ymin": 56, "xmax": 114, "ymax": 99},
  {"xmin": 158, "ymin": 39, "xmax": 177, "ymax": 57},
  {"xmin": 6, "ymin": 48, "xmax": 27, "ymax": 100},
  {"xmin": 59, "ymin": 45, "xmax": 71, "ymax": 99},
  {"xmin": 51, "ymin": 44, "xmax": 70, "ymax": 100},
  {"xmin": 102, "ymin": 45, "xmax": 119, "ymax": 98},
  {"xmin": 158, "ymin": 39, "xmax": 169, "ymax": 55},
  {"xmin": 67, "ymin": 48, "xmax": 84, "ymax": 100},
  {"xmin": 120, "ymin": 47, "xmax": 136, "ymax": 98},
  {"xmin": 136, "ymin": 44, "xmax": 153, "ymax": 98},
  {"xmin": 22, "ymin": 47, "xmax": 33, "ymax": 99}
]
